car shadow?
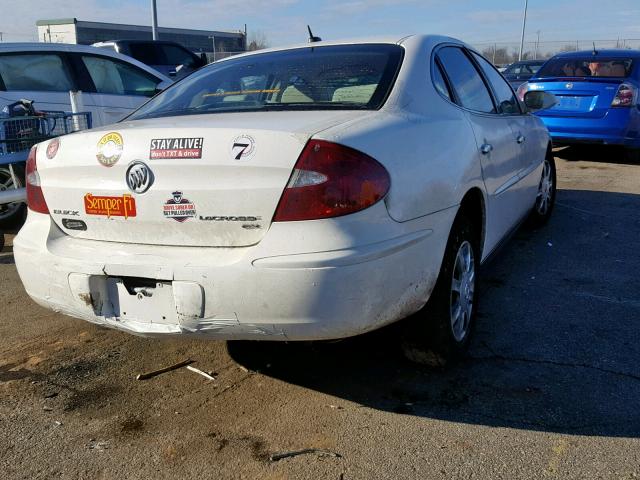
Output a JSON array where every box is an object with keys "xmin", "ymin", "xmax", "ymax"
[
  {"xmin": 554, "ymin": 144, "xmax": 639, "ymax": 165},
  {"xmin": 228, "ymin": 188, "xmax": 640, "ymax": 438}
]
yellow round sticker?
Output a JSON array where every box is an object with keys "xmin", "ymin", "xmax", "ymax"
[{"xmin": 96, "ymin": 132, "xmax": 123, "ymax": 167}]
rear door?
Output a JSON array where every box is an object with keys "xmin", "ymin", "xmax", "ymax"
[
  {"xmin": 436, "ymin": 46, "xmax": 530, "ymax": 249},
  {"xmin": 470, "ymin": 51, "xmax": 541, "ymax": 173},
  {"xmin": 71, "ymin": 53, "xmax": 164, "ymax": 126}
]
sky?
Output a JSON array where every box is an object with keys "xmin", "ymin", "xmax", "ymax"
[{"xmin": 0, "ymin": 0, "xmax": 639, "ymax": 48}]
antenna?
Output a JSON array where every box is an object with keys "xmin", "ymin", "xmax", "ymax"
[{"xmin": 307, "ymin": 25, "xmax": 322, "ymax": 43}]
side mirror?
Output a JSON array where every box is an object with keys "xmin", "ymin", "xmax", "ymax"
[
  {"xmin": 198, "ymin": 52, "xmax": 208, "ymax": 67},
  {"xmin": 524, "ymin": 90, "xmax": 557, "ymax": 113}
]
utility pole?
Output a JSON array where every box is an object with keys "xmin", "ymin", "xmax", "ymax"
[
  {"xmin": 518, "ymin": 0, "xmax": 529, "ymax": 61},
  {"xmin": 0, "ymin": 32, "xmax": 3, "ymax": 42},
  {"xmin": 151, "ymin": 0, "xmax": 159, "ymax": 40},
  {"xmin": 209, "ymin": 35, "xmax": 216, "ymax": 60},
  {"xmin": 534, "ymin": 30, "xmax": 541, "ymax": 59}
]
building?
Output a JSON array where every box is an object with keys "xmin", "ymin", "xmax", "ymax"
[{"xmin": 36, "ymin": 18, "xmax": 246, "ymax": 54}]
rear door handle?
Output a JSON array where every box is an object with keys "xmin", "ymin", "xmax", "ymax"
[
  {"xmin": 517, "ymin": 135, "xmax": 526, "ymax": 144},
  {"xmin": 480, "ymin": 143, "xmax": 493, "ymax": 155}
]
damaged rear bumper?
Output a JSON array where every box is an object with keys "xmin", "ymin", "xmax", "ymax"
[{"xmin": 14, "ymin": 206, "xmax": 453, "ymax": 341}]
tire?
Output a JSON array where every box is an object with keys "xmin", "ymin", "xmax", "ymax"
[
  {"xmin": 0, "ymin": 164, "xmax": 27, "ymax": 229},
  {"xmin": 0, "ymin": 232, "xmax": 4, "ymax": 252},
  {"xmin": 402, "ymin": 214, "xmax": 479, "ymax": 367},
  {"xmin": 527, "ymin": 153, "xmax": 556, "ymax": 227}
]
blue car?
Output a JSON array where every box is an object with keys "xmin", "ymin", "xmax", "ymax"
[{"xmin": 519, "ymin": 50, "xmax": 640, "ymax": 160}]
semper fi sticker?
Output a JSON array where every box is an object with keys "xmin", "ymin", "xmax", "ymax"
[
  {"xmin": 149, "ymin": 138, "xmax": 203, "ymax": 159},
  {"xmin": 84, "ymin": 193, "xmax": 136, "ymax": 218}
]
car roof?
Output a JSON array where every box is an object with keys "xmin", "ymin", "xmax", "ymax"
[
  {"xmin": 94, "ymin": 39, "xmax": 188, "ymax": 46},
  {"xmin": 552, "ymin": 49, "xmax": 640, "ymax": 59},
  {"xmin": 0, "ymin": 42, "xmax": 172, "ymax": 81},
  {"xmin": 212, "ymin": 34, "xmax": 462, "ymax": 63}
]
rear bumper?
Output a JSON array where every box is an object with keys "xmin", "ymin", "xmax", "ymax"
[
  {"xmin": 538, "ymin": 107, "xmax": 640, "ymax": 148},
  {"xmin": 14, "ymin": 205, "xmax": 454, "ymax": 341}
]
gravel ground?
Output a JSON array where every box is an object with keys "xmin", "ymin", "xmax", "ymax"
[{"xmin": 1, "ymin": 145, "xmax": 639, "ymax": 479}]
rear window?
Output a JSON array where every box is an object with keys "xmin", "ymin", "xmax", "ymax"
[
  {"xmin": 128, "ymin": 44, "xmax": 404, "ymax": 120},
  {"xmin": 504, "ymin": 62, "xmax": 542, "ymax": 75},
  {"xmin": 537, "ymin": 57, "xmax": 634, "ymax": 78},
  {"xmin": 128, "ymin": 43, "xmax": 165, "ymax": 65}
]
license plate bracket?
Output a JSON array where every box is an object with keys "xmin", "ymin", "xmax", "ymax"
[{"xmin": 107, "ymin": 277, "xmax": 176, "ymax": 325}]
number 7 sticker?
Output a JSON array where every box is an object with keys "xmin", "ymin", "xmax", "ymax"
[{"xmin": 231, "ymin": 134, "xmax": 256, "ymax": 160}]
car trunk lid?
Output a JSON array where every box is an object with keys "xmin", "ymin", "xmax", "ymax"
[
  {"xmin": 39, "ymin": 110, "xmax": 371, "ymax": 247},
  {"xmin": 528, "ymin": 77, "xmax": 625, "ymax": 118}
]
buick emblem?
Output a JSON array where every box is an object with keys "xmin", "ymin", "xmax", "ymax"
[
  {"xmin": 565, "ymin": 82, "xmax": 573, "ymax": 90},
  {"xmin": 126, "ymin": 161, "xmax": 154, "ymax": 194}
]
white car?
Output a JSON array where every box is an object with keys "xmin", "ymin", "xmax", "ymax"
[
  {"xmin": 14, "ymin": 35, "xmax": 557, "ymax": 361},
  {"xmin": 0, "ymin": 43, "xmax": 171, "ymax": 126}
]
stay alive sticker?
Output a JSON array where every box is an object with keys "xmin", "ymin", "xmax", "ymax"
[{"xmin": 150, "ymin": 138, "xmax": 203, "ymax": 159}]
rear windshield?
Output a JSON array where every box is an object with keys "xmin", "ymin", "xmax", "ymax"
[
  {"xmin": 504, "ymin": 62, "xmax": 542, "ymax": 75},
  {"xmin": 537, "ymin": 57, "xmax": 634, "ymax": 78},
  {"xmin": 128, "ymin": 44, "xmax": 404, "ymax": 120},
  {"xmin": 128, "ymin": 43, "xmax": 165, "ymax": 65}
]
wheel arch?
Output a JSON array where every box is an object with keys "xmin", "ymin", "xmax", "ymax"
[{"xmin": 457, "ymin": 187, "xmax": 486, "ymax": 259}]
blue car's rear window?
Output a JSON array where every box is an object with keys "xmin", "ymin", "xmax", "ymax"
[{"xmin": 537, "ymin": 57, "xmax": 634, "ymax": 78}]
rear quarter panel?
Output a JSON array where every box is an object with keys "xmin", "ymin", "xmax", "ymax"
[{"xmin": 317, "ymin": 35, "xmax": 484, "ymax": 223}]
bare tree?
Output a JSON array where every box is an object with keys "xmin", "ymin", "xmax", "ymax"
[{"xmin": 247, "ymin": 30, "xmax": 269, "ymax": 51}]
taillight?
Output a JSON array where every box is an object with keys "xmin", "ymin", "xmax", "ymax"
[
  {"xmin": 611, "ymin": 83, "xmax": 637, "ymax": 107},
  {"xmin": 273, "ymin": 140, "xmax": 390, "ymax": 222},
  {"xmin": 517, "ymin": 82, "xmax": 529, "ymax": 102},
  {"xmin": 26, "ymin": 146, "xmax": 49, "ymax": 214}
]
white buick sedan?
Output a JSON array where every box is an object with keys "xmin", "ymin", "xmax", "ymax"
[{"xmin": 15, "ymin": 35, "xmax": 557, "ymax": 361}]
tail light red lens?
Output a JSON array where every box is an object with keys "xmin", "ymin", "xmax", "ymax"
[
  {"xmin": 611, "ymin": 83, "xmax": 637, "ymax": 107},
  {"xmin": 273, "ymin": 140, "xmax": 390, "ymax": 222},
  {"xmin": 26, "ymin": 146, "xmax": 49, "ymax": 214}
]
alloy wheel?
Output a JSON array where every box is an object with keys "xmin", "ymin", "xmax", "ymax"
[
  {"xmin": 450, "ymin": 240, "xmax": 475, "ymax": 342},
  {"xmin": 535, "ymin": 159, "xmax": 553, "ymax": 216},
  {"xmin": 0, "ymin": 167, "xmax": 22, "ymax": 221}
]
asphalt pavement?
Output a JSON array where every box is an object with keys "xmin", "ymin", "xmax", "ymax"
[{"xmin": 0, "ymin": 145, "xmax": 639, "ymax": 479}]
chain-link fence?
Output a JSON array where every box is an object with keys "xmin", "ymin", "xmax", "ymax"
[{"xmin": 473, "ymin": 39, "xmax": 640, "ymax": 66}]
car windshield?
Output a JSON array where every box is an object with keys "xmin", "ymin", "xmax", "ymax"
[
  {"xmin": 504, "ymin": 62, "xmax": 542, "ymax": 75},
  {"xmin": 536, "ymin": 57, "xmax": 634, "ymax": 78},
  {"xmin": 128, "ymin": 44, "xmax": 404, "ymax": 120}
]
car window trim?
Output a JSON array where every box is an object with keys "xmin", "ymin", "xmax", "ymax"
[
  {"xmin": 432, "ymin": 57, "xmax": 456, "ymax": 102},
  {"xmin": 433, "ymin": 44, "xmax": 499, "ymax": 116},
  {"xmin": 466, "ymin": 48, "xmax": 523, "ymax": 116},
  {"xmin": 65, "ymin": 52, "xmax": 95, "ymax": 92},
  {"xmin": 0, "ymin": 51, "xmax": 79, "ymax": 92}
]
